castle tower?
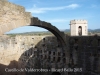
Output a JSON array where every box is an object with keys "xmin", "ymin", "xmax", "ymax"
[{"xmin": 70, "ymin": 20, "xmax": 88, "ymax": 36}]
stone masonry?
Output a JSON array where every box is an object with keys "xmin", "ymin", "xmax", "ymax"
[
  {"xmin": 0, "ymin": 35, "xmax": 100, "ymax": 75},
  {"xmin": 0, "ymin": 0, "xmax": 100, "ymax": 75},
  {"xmin": 0, "ymin": 0, "xmax": 67, "ymax": 46},
  {"xmin": 0, "ymin": 0, "xmax": 31, "ymax": 35}
]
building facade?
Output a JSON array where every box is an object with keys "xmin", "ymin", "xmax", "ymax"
[{"xmin": 70, "ymin": 20, "xmax": 88, "ymax": 36}]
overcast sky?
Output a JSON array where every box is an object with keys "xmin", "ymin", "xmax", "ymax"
[{"xmin": 6, "ymin": 0, "xmax": 100, "ymax": 33}]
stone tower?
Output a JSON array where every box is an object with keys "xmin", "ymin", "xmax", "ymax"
[{"xmin": 70, "ymin": 19, "xmax": 88, "ymax": 36}]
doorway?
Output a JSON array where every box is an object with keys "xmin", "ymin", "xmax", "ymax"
[{"xmin": 78, "ymin": 26, "xmax": 82, "ymax": 36}]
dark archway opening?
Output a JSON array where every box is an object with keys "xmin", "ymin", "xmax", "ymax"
[
  {"xmin": 78, "ymin": 26, "xmax": 82, "ymax": 36},
  {"xmin": 52, "ymin": 72, "xmax": 61, "ymax": 75}
]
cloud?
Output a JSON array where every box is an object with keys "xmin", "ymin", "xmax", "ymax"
[
  {"xmin": 67, "ymin": 4, "xmax": 79, "ymax": 8},
  {"xmin": 26, "ymin": 4, "xmax": 79, "ymax": 14}
]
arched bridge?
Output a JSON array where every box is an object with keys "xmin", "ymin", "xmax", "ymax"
[{"xmin": 0, "ymin": 0, "xmax": 67, "ymax": 46}]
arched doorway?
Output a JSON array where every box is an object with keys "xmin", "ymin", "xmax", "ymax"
[{"xmin": 78, "ymin": 26, "xmax": 82, "ymax": 36}]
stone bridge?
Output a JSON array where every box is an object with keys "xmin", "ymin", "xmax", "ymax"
[{"xmin": 0, "ymin": 0, "xmax": 67, "ymax": 46}]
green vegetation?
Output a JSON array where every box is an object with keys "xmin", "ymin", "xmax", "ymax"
[
  {"xmin": 6, "ymin": 31, "xmax": 53, "ymax": 37},
  {"xmin": 65, "ymin": 32, "xmax": 70, "ymax": 36},
  {"xmin": 6, "ymin": 34, "xmax": 17, "ymax": 37},
  {"xmin": 6, "ymin": 28, "xmax": 100, "ymax": 37}
]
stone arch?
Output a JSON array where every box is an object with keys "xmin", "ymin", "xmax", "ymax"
[
  {"xmin": 0, "ymin": 0, "xmax": 67, "ymax": 46},
  {"xmin": 30, "ymin": 17, "xmax": 67, "ymax": 46},
  {"xmin": 3, "ymin": 17, "xmax": 67, "ymax": 46}
]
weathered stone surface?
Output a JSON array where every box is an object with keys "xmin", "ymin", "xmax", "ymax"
[
  {"xmin": 0, "ymin": 35, "xmax": 100, "ymax": 75},
  {"xmin": 0, "ymin": 35, "xmax": 67, "ymax": 75},
  {"xmin": 0, "ymin": 0, "xmax": 67, "ymax": 46},
  {"xmin": 0, "ymin": 0, "xmax": 31, "ymax": 35}
]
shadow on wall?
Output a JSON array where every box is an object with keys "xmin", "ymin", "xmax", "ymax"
[
  {"xmin": 0, "ymin": 36, "xmax": 100, "ymax": 75},
  {"xmin": 0, "ymin": 36, "xmax": 65, "ymax": 75},
  {"xmin": 18, "ymin": 36, "xmax": 65, "ymax": 75},
  {"xmin": 0, "ymin": 60, "xmax": 18, "ymax": 75}
]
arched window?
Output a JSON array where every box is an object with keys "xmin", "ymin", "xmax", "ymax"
[{"xmin": 78, "ymin": 26, "xmax": 82, "ymax": 36}]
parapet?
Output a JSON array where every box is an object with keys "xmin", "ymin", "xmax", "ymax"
[{"xmin": 70, "ymin": 19, "xmax": 88, "ymax": 25}]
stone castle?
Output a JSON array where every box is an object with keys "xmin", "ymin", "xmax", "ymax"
[{"xmin": 0, "ymin": 0, "xmax": 100, "ymax": 75}]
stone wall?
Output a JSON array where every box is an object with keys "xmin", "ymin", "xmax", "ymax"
[
  {"xmin": 0, "ymin": 0, "xmax": 67, "ymax": 47},
  {"xmin": 0, "ymin": 0, "xmax": 32, "ymax": 35},
  {"xmin": 0, "ymin": 35, "xmax": 100, "ymax": 75},
  {"xmin": 0, "ymin": 35, "xmax": 65, "ymax": 75},
  {"xmin": 69, "ymin": 36, "xmax": 100, "ymax": 75}
]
